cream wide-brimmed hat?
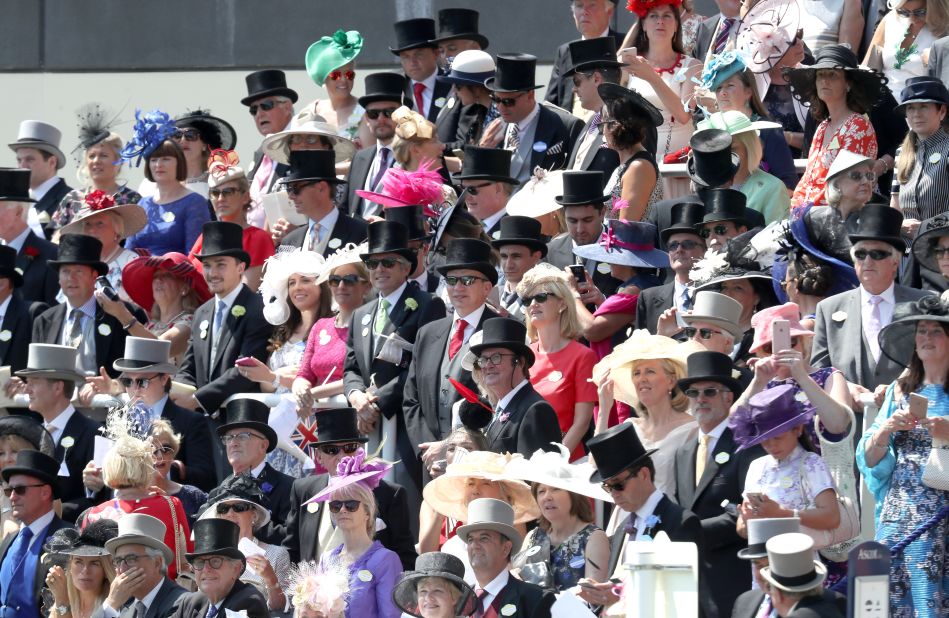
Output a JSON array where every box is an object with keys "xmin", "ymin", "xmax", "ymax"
[
  {"xmin": 503, "ymin": 444, "xmax": 613, "ymax": 503},
  {"xmin": 261, "ymin": 108, "xmax": 357, "ymax": 165}
]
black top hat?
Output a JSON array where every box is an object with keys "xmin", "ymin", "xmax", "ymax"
[
  {"xmin": 174, "ymin": 110, "xmax": 237, "ymax": 151},
  {"xmin": 555, "ymin": 171, "xmax": 611, "ymax": 206},
  {"xmin": 0, "ymin": 245, "xmax": 23, "ymax": 287},
  {"xmin": 453, "ymin": 147, "xmax": 519, "ymax": 185},
  {"xmin": 358, "ymin": 73, "xmax": 409, "ymax": 108},
  {"xmin": 187, "ymin": 519, "xmax": 243, "ymax": 563},
  {"xmin": 896, "ymin": 76, "xmax": 949, "ymax": 114},
  {"xmin": 2, "ymin": 450, "xmax": 60, "ymax": 497},
  {"xmin": 485, "ymin": 54, "xmax": 543, "ymax": 93},
  {"xmin": 194, "ymin": 221, "xmax": 251, "ymax": 266},
  {"xmin": 848, "ymin": 203, "xmax": 906, "ymax": 252},
  {"xmin": 490, "ymin": 216, "xmax": 547, "ymax": 256},
  {"xmin": 48, "ymin": 234, "xmax": 108, "ymax": 276},
  {"xmin": 359, "ymin": 220, "xmax": 418, "ymax": 271},
  {"xmin": 436, "ymin": 238, "xmax": 499, "ymax": 285},
  {"xmin": 677, "ymin": 350, "xmax": 743, "ymax": 394},
  {"xmin": 597, "ymin": 83, "xmax": 664, "ymax": 128},
  {"xmin": 585, "ymin": 422, "xmax": 656, "ymax": 483},
  {"xmin": 565, "ymin": 37, "xmax": 625, "ymax": 77},
  {"xmin": 783, "ymin": 45, "xmax": 888, "ymax": 107},
  {"xmin": 688, "ymin": 129, "xmax": 740, "ymax": 188},
  {"xmin": 699, "ymin": 188, "xmax": 748, "ymax": 225},
  {"xmin": 315, "ymin": 407, "xmax": 369, "ymax": 445},
  {"xmin": 431, "ymin": 9, "xmax": 489, "ymax": 49},
  {"xmin": 279, "ymin": 150, "xmax": 344, "ymax": 186},
  {"xmin": 660, "ymin": 199, "xmax": 705, "ymax": 243},
  {"xmin": 218, "ymin": 398, "xmax": 278, "ymax": 452},
  {"xmin": 390, "ymin": 18, "xmax": 438, "ymax": 54},
  {"xmin": 384, "ymin": 205, "xmax": 430, "ymax": 242},
  {"xmin": 0, "ymin": 168, "xmax": 35, "ymax": 202},
  {"xmin": 468, "ymin": 317, "xmax": 535, "ymax": 367},
  {"xmin": 241, "ymin": 69, "xmax": 299, "ymax": 106}
]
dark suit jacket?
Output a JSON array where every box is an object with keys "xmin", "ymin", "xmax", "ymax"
[
  {"xmin": 674, "ymin": 428, "xmax": 764, "ymax": 618},
  {"xmin": 34, "ymin": 178, "xmax": 72, "ymax": 238},
  {"xmin": 406, "ymin": 77, "xmax": 453, "ymax": 124},
  {"xmin": 567, "ymin": 114, "xmax": 621, "ymax": 178},
  {"xmin": 16, "ymin": 229, "xmax": 59, "ymax": 304},
  {"xmin": 608, "ymin": 495, "xmax": 703, "ymax": 575},
  {"xmin": 0, "ymin": 296, "xmax": 47, "ymax": 372},
  {"xmin": 787, "ymin": 591, "xmax": 847, "ymax": 618},
  {"xmin": 161, "ymin": 400, "xmax": 216, "ymax": 492},
  {"xmin": 515, "ymin": 104, "xmax": 584, "ymax": 178},
  {"xmin": 731, "ymin": 588, "xmax": 766, "ymax": 618},
  {"xmin": 280, "ymin": 212, "xmax": 369, "ymax": 257},
  {"xmin": 545, "ymin": 30, "xmax": 625, "ymax": 110},
  {"xmin": 0, "ymin": 515, "xmax": 72, "ymax": 603},
  {"xmin": 342, "ymin": 145, "xmax": 377, "ymax": 216},
  {"xmin": 175, "ymin": 285, "xmax": 272, "ymax": 413},
  {"xmin": 487, "ymin": 575, "xmax": 556, "ymax": 618},
  {"xmin": 32, "ymin": 300, "xmax": 129, "ymax": 378},
  {"xmin": 454, "ymin": 103, "xmax": 489, "ymax": 150},
  {"xmin": 283, "ymin": 474, "xmax": 417, "ymax": 569},
  {"xmin": 485, "ymin": 383, "xmax": 561, "ymax": 458},
  {"xmin": 170, "ymin": 580, "xmax": 269, "ymax": 618},
  {"xmin": 635, "ymin": 281, "xmax": 675, "ymax": 334},
  {"xmin": 435, "ymin": 90, "xmax": 465, "ymax": 150},
  {"xmin": 53, "ymin": 411, "xmax": 102, "ymax": 522},
  {"xmin": 92, "ymin": 578, "xmax": 187, "ymax": 618},
  {"xmin": 692, "ymin": 14, "xmax": 723, "ymax": 63},
  {"xmin": 930, "ymin": 35, "xmax": 949, "ymax": 85}
]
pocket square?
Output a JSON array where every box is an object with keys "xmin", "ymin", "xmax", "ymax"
[{"xmin": 545, "ymin": 141, "xmax": 564, "ymax": 155}]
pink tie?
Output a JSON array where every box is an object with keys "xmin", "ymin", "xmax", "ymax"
[
  {"xmin": 867, "ymin": 295, "xmax": 883, "ymax": 362},
  {"xmin": 413, "ymin": 82, "xmax": 426, "ymax": 116},
  {"xmin": 251, "ymin": 154, "xmax": 275, "ymax": 202}
]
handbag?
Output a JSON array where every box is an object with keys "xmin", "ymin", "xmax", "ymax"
[
  {"xmin": 163, "ymin": 495, "xmax": 196, "ymax": 592},
  {"xmin": 922, "ymin": 437, "xmax": 949, "ymax": 491}
]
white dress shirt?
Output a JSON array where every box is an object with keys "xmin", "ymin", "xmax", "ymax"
[
  {"xmin": 452, "ymin": 304, "xmax": 486, "ymax": 348},
  {"xmin": 475, "ymin": 569, "xmax": 510, "ymax": 612},
  {"xmin": 495, "ymin": 378, "xmax": 529, "ymax": 412},
  {"xmin": 25, "ymin": 510, "xmax": 56, "ymax": 549},
  {"xmin": 306, "ymin": 207, "xmax": 341, "ymax": 251},
  {"xmin": 44, "ymin": 405, "xmax": 77, "ymax": 446}
]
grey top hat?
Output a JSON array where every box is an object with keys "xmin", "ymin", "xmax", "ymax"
[
  {"xmin": 8, "ymin": 120, "xmax": 66, "ymax": 169},
  {"xmin": 681, "ymin": 291, "xmax": 744, "ymax": 339},
  {"xmin": 760, "ymin": 532, "xmax": 827, "ymax": 593},
  {"xmin": 393, "ymin": 552, "xmax": 479, "ymax": 617},
  {"xmin": 113, "ymin": 337, "xmax": 178, "ymax": 375},
  {"xmin": 456, "ymin": 498, "xmax": 523, "ymax": 552},
  {"xmin": 15, "ymin": 344, "xmax": 85, "ymax": 382},
  {"xmin": 105, "ymin": 513, "xmax": 175, "ymax": 564},
  {"xmin": 737, "ymin": 517, "xmax": 800, "ymax": 560}
]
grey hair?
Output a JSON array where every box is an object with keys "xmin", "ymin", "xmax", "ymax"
[
  {"xmin": 825, "ymin": 175, "xmax": 842, "ymax": 207},
  {"xmin": 0, "ymin": 201, "xmax": 30, "ymax": 223},
  {"xmin": 143, "ymin": 547, "xmax": 166, "ymax": 570}
]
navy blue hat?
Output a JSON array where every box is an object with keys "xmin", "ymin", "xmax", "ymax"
[
  {"xmin": 574, "ymin": 219, "xmax": 669, "ymax": 269},
  {"xmin": 896, "ymin": 76, "xmax": 949, "ymax": 114}
]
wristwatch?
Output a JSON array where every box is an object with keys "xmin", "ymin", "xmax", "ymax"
[{"xmin": 55, "ymin": 605, "xmax": 70, "ymax": 616}]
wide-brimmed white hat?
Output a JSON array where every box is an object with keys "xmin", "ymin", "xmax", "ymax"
[
  {"xmin": 825, "ymin": 149, "xmax": 874, "ymax": 184},
  {"xmin": 261, "ymin": 109, "xmax": 356, "ymax": 165},
  {"xmin": 503, "ymin": 444, "xmax": 613, "ymax": 503},
  {"xmin": 259, "ymin": 248, "xmax": 326, "ymax": 325},
  {"xmin": 506, "ymin": 168, "xmax": 564, "ymax": 219},
  {"xmin": 760, "ymin": 532, "xmax": 827, "ymax": 593}
]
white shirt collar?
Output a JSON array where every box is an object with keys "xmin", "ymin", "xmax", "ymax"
[
  {"xmin": 496, "ymin": 378, "xmax": 529, "ymax": 411},
  {"xmin": 411, "ymin": 270, "xmax": 428, "ymax": 291},
  {"xmin": 481, "ymin": 208, "xmax": 507, "ymax": 233},
  {"xmin": 454, "ymin": 304, "xmax": 486, "ymax": 327},
  {"xmin": 26, "ymin": 510, "xmax": 56, "ymax": 545},
  {"xmin": 140, "ymin": 578, "xmax": 165, "ymax": 607},
  {"xmin": 416, "ymin": 72, "xmax": 438, "ymax": 92},
  {"xmin": 29, "ymin": 176, "xmax": 61, "ymax": 202},
  {"xmin": 6, "ymin": 226, "xmax": 32, "ymax": 252},
  {"xmin": 45, "ymin": 404, "xmax": 76, "ymax": 436},
  {"xmin": 699, "ymin": 417, "xmax": 729, "ymax": 441},
  {"xmin": 633, "ymin": 488, "xmax": 665, "ymax": 527},
  {"xmin": 381, "ymin": 281, "xmax": 409, "ymax": 309},
  {"xmin": 214, "ymin": 283, "xmax": 245, "ymax": 310},
  {"xmin": 313, "ymin": 206, "xmax": 341, "ymax": 237},
  {"xmin": 251, "ymin": 460, "xmax": 267, "ymax": 478},
  {"xmin": 860, "ymin": 282, "xmax": 895, "ymax": 305},
  {"xmin": 582, "ymin": 27, "xmax": 611, "ymax": 40},
  {"xmin": 515, "ymin": 103, "xmax": 541, "ymax": 132},
  {"xmin": 480, "ymin": 568, "xmax": 510, "ymax": 596}
]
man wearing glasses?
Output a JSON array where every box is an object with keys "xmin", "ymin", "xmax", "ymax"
[
  {"xmin": 0, "ymin": 450, "xmax": 72, "ymax": 618},
  {"xmin": 453, "ymin": 146, "xmax": 518, "ymax": 238},
  {"xmin": 696, "ymin": 188, "xmax": 750, "ymax": 254},
  {"xmin": 241, "ymin": 70, "xmax": 297, "ymax": 215},
  {"xmin": 283, "ymin": 407, "xmax": 416, "ymax": 568}
]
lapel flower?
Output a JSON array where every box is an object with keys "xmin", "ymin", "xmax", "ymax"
[
  {"xmin": 0, "ymin": 330, "xmax": 11, "ymax": 342},
  {"xmin": 404, "ymin": 298, "xmax": 418, "ymax": 311},
  {"xmin": 499, "ymin": 411, "xmax": 511, "ymax": 423},
  {"xmin": 831, "ymin": 311, "xmax": 847, "ymax": 322},
  {"xmin": 644, "ymin": 514, "xmax": 661, "ymax": 534},
  {"xmin": 260, "ymin": 481, "xmax": 274, "ymax": 494},
  {"xmin": 23, "ymin": 246, "xmax": 39, "ymax": 259},
  {"xmin": 231, "ymin": 305, "xmax": 246, "ymax": 318}
]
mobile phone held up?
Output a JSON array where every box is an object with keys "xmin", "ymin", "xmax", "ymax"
[
  {"xmin": 95, "ymin": 276, "xmax": 119, "ymax": 301},
  {"xmin": 569, "ymin": 264, "xmax": 587, "ymax": 284}
]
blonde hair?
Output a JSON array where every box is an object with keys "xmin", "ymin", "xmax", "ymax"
[
  {"xmin": 150, "ymin": 418, "xmax": 181, "ymax": 455},
  {"xmin": 628, "ymin": 358, "xmax": 689, "ymax": 414},
  {"xmin": 66, "ymin": 555, "xmax": 116, "ymax": 614},
  {"xmin": 78, "ymin": 133, "xmax": 125, "ymax": 185},
  {"xmin": 895, "ymin": 105, "xmax": 949, "ymax": 184},
  {"xmin": 330, "ymin": 481, "xmax": 377, "ymax": 537},
  {"xmin": 732, "ymin": 130, "xmax": 763, "ymax": 175},
  {"xmin": 103, "ymin": 436, "xmax": 155, "ymax": 490},
  {"xmin": 894, "ymin": 0, "xmax": 949, "ymax": 36},
  {"xmin": 522, "ymin": 278, "xmax": 582, "ymax": 341}
]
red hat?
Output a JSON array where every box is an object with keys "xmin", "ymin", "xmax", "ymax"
[
  {"xmin": 627, "ymin": 0, "xmax": 682, "ymax": 18},
  {"xmin": 122, "ymin": 252, "xmax": 212, "ymax": 313}
]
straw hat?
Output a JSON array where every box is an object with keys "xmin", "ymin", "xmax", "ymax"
[
  {"xmin": 59, "ymin": 190, "xmax": 147, "ymax": 238},
  {"xmin": 506, "ymin": 169, "xmax": 564, "ymax": 219},
  {"xmin": 261, "ymin": 109, "xmax": 356, "ymax": 165},
  {"xmin": 515, "ymin": 262, "xmax": 570, "ymax": 299},
  {"xmin": 503, "ymin": 444, "xmax": 613, "ymax": 503}
]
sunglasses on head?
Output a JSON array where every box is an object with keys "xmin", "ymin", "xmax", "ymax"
[
  {"xmin": 248, "ymin": 99, "xmax": 283, "ymax": 116},
  {"xmin": 364, "ymin": 257, "xmax": 406, "ymax": 270},
  {"xmin": 853, "ymin": 248, "xmax": 892, "ymax": 261},
  {"xmin": 328, "ymin": 69, "xmax": 356, "ymax": 81},
  {"xmin": 209, "ymin": 187, "xmax": 241, "ymax": 199},
  {"xmin": 846, "ymin": 170, "xmax": 875, "ymax": 182},
  {"xmin": 684, "ymin": 387, "xmax": 728, "ymax": 399},
  {"xmin": 463, "ymin": 182, "xmax": 494, "ymax": 196},
  {"xmin": 521, "ymin": 292, "xmax": 556, "ymax": 305},
  {"xmin": 2, "ymin": 483, "xmax": 45, "ymax": 497},
  {"xmin": 896, "ymin": 7, "xmax": 927, "ymax": 17},
  {"xmin": 488, "ymin": 92, "xmax": 526, "ymax": 107},
  {"xmin": 119, "ymin": 375, "xmax": 160, "ymax": 389},
  {"xmin": 318, "ymin": 443, "xmax": 361, "ymax": 456},
  {"xmin": 172, "ymin": 129, "xmax": 201, "ymax": 142},
  {"xmin": 699, "ymin": 224, "xmax": 730, "ymax": 239},
  {"xmin": 216, "ymin": 502, "xmax": 253, "ymax": 515},
  {"xmin": 365, "ymin": 108, "xmax": 398, "ymax": 120},
  {"xmin": 444, "ymin": 274, "xmax": 489, "ymax": 287},
  {"xmin": 683, "ymin": 326, "xmax": 723, "ymax": 340},
  {"xmin": 286, "ymin": 181, "xmax": 318, "ymax": 196},
  {"xmin": 328, "ymin": 274, "xmax": 366, "ymax": 287},
  {"xmin": 329, "ymin": 499, "xmax": 361, "ymax": 513},
  {"xmin": 666, "ymin": 239, "xmax": 703, "ymax": 252}
]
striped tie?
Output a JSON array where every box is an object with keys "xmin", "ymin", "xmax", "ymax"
[
  {"xmin": 713, "ymin": 17, "xmax": 735, "ymax": 54},
  {"xmin": 587, "ymin": 111, "xmax": 603, "ymax": 136}
]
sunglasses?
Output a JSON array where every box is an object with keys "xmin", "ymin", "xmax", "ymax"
[
  {"xmin": 683, "ymin": 327, "xmax": 723, "ymax": 340},
  {"xmin": 119, "ymin": 375, "xmax": 160, "ymax": 389},
  {"xmin": 286, "ymin": 181, "xmax": 317, "ymax": 196},
  {"xmin": 846, "ymin": 170, "xmax": 875, "ymax": 182},
  {"xmin": 2, "ymin": 483, "xmax": 45, "ymax": 497},
  {"xmin": 365, "ymin": 108, "xmax": 398, "ymax": 120},
  {"xmin": 172, "ymin": 129, "xmax": 201, "ymax": 142},
  {"xmin": 216, "ymin": 502, "xmax": 253, "ymax": 515},
  {"xmin": 289, "ymin": 134, "xmax": 327, "ymax": 146},
  {"xmin": 209, "ymin": 187, "xmax": 242, "ymax": 199},
  {"xmin": 444, "ymin": 275, "xmax": 489, "ymax": 287},
  {"xmin": 328, "ymin": 69, "xmax": 356, "ymax": 81},
  {"xmin": 521, "ymin": 292, "xmax": 556, "ymax": 305},
  {"xmin": 318, "ymin": 443, "xmax": 361, "ymax": 456},
  {"xmin": 463, "ymin": 182, "xmax": 494, "ymax": 196},
  {"xmin": 896, "ymin": 7, "xmax": 927, "ymax": 17},
  {"xmin": 364, "ymin": 257, "xmax": 406, "ymax": 270},
  {"xmin": 474, "ymin": 352, "xmax": 516, "ymax": 368},
  {"xmin": 666, "ymin": 239, "xmax": 703, "ymax": 252},
  {"xmin": 488, "ymin": 92, "xmax": 526, "ymax": 107},
  {"xmin": 328, "ymin": 274, "xmax": 367, "ymax": 287},
  {"xmin": 853, "ymin": 248, "xmax": 893, "ymax": 261},
  {"xmin": 684, "ymin": 387, "xmax": 728, "ymax": 399},
  {"xmin": 328, "ymin": 499, "xmax": 361, "ymax": 513},
  {"xmin": 191, "ymin": 557, "xmax": 230, "ymax": 571},
  {"xmin": 699, "ymin": 224, "xmax": 730, "ymax": 239},
  {"xmin": 601, "ymin": 473, "xmax": 633, "ymax": 494},
  {"xmin": 248, "ymin": 99, "xmax": 284, "ymax": 116},
  {"xmin": 152, "ymin": 444, "xmax": 175, "ymax": 458},
  {"xmin": 931, "ymin": 247, "xmax": 949, "ymax": 259}
]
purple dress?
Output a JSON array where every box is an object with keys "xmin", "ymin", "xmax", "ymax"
[{"xmin": 321, "ymin": 541, "xmax": 402, "ymax": 618}]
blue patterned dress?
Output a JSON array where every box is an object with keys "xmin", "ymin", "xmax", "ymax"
[
  {"xmin": 857, "ymin": 383, "xmax": 949, "ymax": 618},
  {"xmin": 520, "ymin": 523, "xmax": 600, "ymax": 591}
]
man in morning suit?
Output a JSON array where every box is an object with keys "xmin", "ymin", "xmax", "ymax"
[
  {"xmin": 171, "ymin": 519, "xmax": 268, "ymax": 618},
  {"xmin": 242, "ymin": 69, "xmax": 296, "ymax": 222},
  {"xmin": 0, "ymin": 450, "xmax": 73, "ymax": 617},
  {"xmin": 691, "ymin": 0, "xmax": 743, "ymax": 66},
  {"xmin": 731, "ymin": 517, "xmax": 802, "ymax": 618},
  {"xmin": 454, "ymin": 147, "xmax": 519, "ymax": 238},
  {"xmin": 0, "ymin": 245, "xmax": 47, "ymax": 374},
  {"xmin": 391, "ymin": 18, "xmax": 452, "ymax": 127},
  {"xmin": 811, "ymin": 204, "xmax": 932, "ymax": 391},
  {"xmin": 760, "ymin": 533, "xmax": 846, "ymax": 618},
  {"xmin": 344, "ymin": 220, "xmax": 446, "ymax": 531},
  {"xmin": 461, "ymin": 498, "xmax": 555, "ymax": 618},
  {"xmin": 492, "ymin": 216, "xmax": 546, "ymax": 322},
  {"xmin": 482, "ymin": 54, "xmax": 584, "ymax": 186},
  {"xmin": 929, "ymin": 34, "xmax": 949, "ymax": 86},
  {"xmin": 384, "ymin": 205, "xmax": 440, "ymax": 293},
  {"xmin": 578, "ymin": 422, "xmax": 703, "ymax": 614},
  {"xmin": 279, "ymin": 150, "xmax": 367, "ymax": 255},
  {"xmin": 0, "ymin": 167, "xmax": 59, "ymax": 304},
  {"xmin": 674, "ymin": 351, "xmax": 764, "ymax": 618},
  {"xmin": 282, "ymin": 407, "xmax": 416, "ymax": 569},
  {"xmin": 9, "ymin": 120, "xmax": 72, "ymax": 238}
]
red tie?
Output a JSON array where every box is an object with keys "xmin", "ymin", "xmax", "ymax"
[
  {"xmin": 448, "ymin": 319, "xmax": 468, "ymax": 360},
  {"xmin": 474, "ymin": 587, "xmax": 498, "ymax": 618},
  {"xmin": 413, "ymin": 82, "xmax": 426, "ymax": 116}
]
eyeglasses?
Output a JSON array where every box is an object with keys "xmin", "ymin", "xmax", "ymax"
[
  {"xmin": 152, "ymin": 444, "xmax": 175, "ymax": 458},
  {"xmin": 364, "ymin": 257, "xmax": 407, "ymax": 270},
  {"xmin": 118, "ymin": 375, "xmax": 160, "ymax": 389},
  {"xmin": 846, "ymin": 170, "xmax": 875, "ymax": 182},
  {"xmin": 328, "ymin": 274, "xmax": 367, "ymax": 287},
  {"xmin": 852, "ymin": 248, "xmax": 893, "ymax": 261},
  {"xmin": 463, "ymin": 182, "xmax": 494, "ymax": 196},
  {"xmin": 2, "ymin": 483, "xmax": 45, "ymax": 497},
  {"xmin": 216, "ymin": 502, "xmax": 254, "ymax": 515},
  {"xmin": 328, "ymin": 69, "xmax": 356, "ymax": 81},
  {"xmin": 221, "ymin": 431, "xmax": 267, "ymax": 444},
  {"xmin": 209, "ymin": 187, "xmax": 242, "ymax": 199},
  {"xmin": 290, "ymin": 134, "xmax": 328, "ymax": 146},
  {"xmin": 112, "ymin": 554, "xmax": 149, "ymax": 568},
  {"xmin": 365, "ymin": 108, "xmax": 398, "ymax": 120},
  {"xmin": 445, "ymin": 275, "xmax": 490, "ymax": 287},
  {"xmin": 474, "ymin": 352, "xmax": 516, "ymax": 368},
  {"xmin": 683, "ymin": 327, "xmax": 724, "ymax": 340},
  {"xmin": 684, "ymin": 387, "xmax": 729, "ymax": 399},
  {"xmin": 248, "ymin": 99, "xmax": 284, "ymax": 116},
  {"xmin": 172, "ymin": 129, "xmax": 201, "ymax": 142},
  {"xmin": 601, "ymin": 472, "xmax": 633, "ymax": 494},
  {"xmin": 896, "ymin": 7, "xmax": 927, "ymax": 17},
  {"xmin": 597, "ymin": 119, "xmax": 619, "ymax": 134},
  {"xmin": 286, "ymin": 182, "xmax": 317, "ymax": 196},
  {"xmin": 318, "ymin": 443, "xmax": 361, "ymax": 456},
  {"xmin": 521, "ymin": 292, "xmax": 556, "ymax": 305},
  {"xmin": 488, "ymin": 92, "xmax": 527, "ymax": 107},
  {"xmin": 191, "ymin": 557, "xmax": 231, "ymax": 571},
  {"xmin": 666, "ymin": 239, "xmax": 703, "ymax": 252},
  {"xmin": 931, "ymin": 247, "xmax": 949, "ymax": 259},
  {"xmin": 699, "ymin": 224, "xmax": 730, "ymax": 239},
  {"xmin": 328, "ymin": 499, "xmax": 361, "ymax": 513}
]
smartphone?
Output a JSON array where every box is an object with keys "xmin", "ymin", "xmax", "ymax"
[
  {"xmin": 745, "ymin": 492, "xmax": 766, "ymax": 502},
  {"xmin": 909, "ymin": 393, "xmax": 929, "ymax": 420},
  {"xmin": 235, "ymin": 357, "xmax": 257, "ymax": 367},
  {"xmin": 95, "ymin": 276, "xmax": 119, "ymax": 301},
  {"xmin": 771, "ymin": 319, "xmax": 791, "ymax": 353},
  {"xmin": 569, "ymin": 265, "xmax": 587, "ymax": 284}
]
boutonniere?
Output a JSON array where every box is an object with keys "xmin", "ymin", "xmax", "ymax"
[
  {"xmin": 831, "ymin": 311, "xmax": 847, "ymax": 323},
  {"xmin": 404, "ymin": 298, "xmax": 418, "ymax": 311},
  {"xmin": 260, "ymin": 481, "xmax": 273, "ymax": 494},
  {"xmin": 0, "ymin": 330, "xmax": 11, "ymax": 342},
  {"xmin": 23, "ymin": 246, "xmax": 39, "ymax": 259},
  {"xmin": 231, "ymin": 305, "xmax": 246, "ymax": 318},
  {"xmin": 643, "ymin": 514, "xmax": 661, "ymax": 539},
  {"xmin": 98, "ymin": 323, "xmax": 112, "ymax": 336},
  {"xmin": 501, "ymin": 604, "xmax": 516, "ymax": 616},
  {"xmin": 499, "ymin": 411, "xmax": 511, "ymax": 423}
]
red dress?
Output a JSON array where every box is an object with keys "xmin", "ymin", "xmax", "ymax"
[
  {"xmin": 189, "ymin": 225, "xmax": 275, "ymax": 269},
  {"xmin": 792, "ymin": 113, "xmax": 878, "ymax": 208},
  {"xmin": 529, "ymin": 340, "xmax": 598, "ymax": 461}
]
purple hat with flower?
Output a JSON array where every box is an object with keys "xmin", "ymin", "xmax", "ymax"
[
  {"xmin": 304, "ymin": 448, "xmax": 392, "ymax": 504},
  {"xmin": 729, "ymin": 384, "xmax": 814, "ymax": 451}
]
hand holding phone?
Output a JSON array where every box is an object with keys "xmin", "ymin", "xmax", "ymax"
[
  {"xmin": 235, "ymin": 357, "xmax": 257, "ymax": 368},
  {"xmin": 568, "ymin": 265, "xmax": 587, "ymax": 284},
  {"xmin": 909, "ymin": 393, "xmax": 928, "ymax": 420}
]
